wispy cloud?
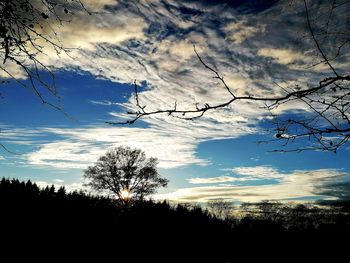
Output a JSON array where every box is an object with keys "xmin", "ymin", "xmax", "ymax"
[
  {"xmin": 188, "ymin": 176, "xmax": 247, "ymax": 184},
  {"xmin": 89, "ymin": 100, "xmax": 123, "ymax": 106},
  {"xmin": 223, "ymin": 20, "xmax": 265, "ymax": 44},
  {"xmin": 1, "ymin": 119, "xmax": 255, "ymax": 169},
  {"xmin": 2, "ymin": 0, "xmax": 349, "ymax": 175},
  {"xmin": 158, "ymin": 168, "xmax": 350, "ymax": 202},
  {"xmin": 83, "ymin": 0, "xmax": 119, "ymax": 11},
  {"xmin": 5, "ymin": 0, "xmax": 348, "ymax": 121},
  {"xmin": 232, "ymin": 166, "xmax": 283, "ymax": 179},
  {"xmin": 257, "ymin": 48, "xmax": 306, "ymax": 65},
  {"xmin": 188, "ymin": 165, "xmax": 283, "ymax": 184},
  {"xmin": 65, "ymin": 0, "xmax": 347, "ymax": 135},
  {"xmin": 0, "ymin": 60, "xmax": 27, "ymax": 79},
  {"xmin": 53, "ymin": 179, "xmax": 65, "ymax": 183}
]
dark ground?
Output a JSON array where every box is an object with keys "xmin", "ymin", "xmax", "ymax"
[{"xmin": 1, "ymin": 178, "xmax": 348, "ymax": 262}]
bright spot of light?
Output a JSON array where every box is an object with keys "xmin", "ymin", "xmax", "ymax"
[{"xmin": 121, "ymin": 189, "xmax": 130, "ymax": 199}]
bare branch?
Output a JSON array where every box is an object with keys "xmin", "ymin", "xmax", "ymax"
[{"xmin": 111, "ymin": 1, "xmax": 350, "ymax": 153}]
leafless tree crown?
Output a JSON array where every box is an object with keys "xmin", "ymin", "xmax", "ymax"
[{"xmin": 0, "ymin": 0, "xmax": 90, "ymax": 110}]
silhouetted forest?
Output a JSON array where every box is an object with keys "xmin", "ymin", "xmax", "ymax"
[{"xmin": 1, "ymin": 178, "xmax": 349, "ymax": 261}]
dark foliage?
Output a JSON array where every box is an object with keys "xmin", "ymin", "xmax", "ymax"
[
  {"xmin": 1, "ymin": 178, "xmax": 349, "ymax": 261},
  {"xmin": 0, "ymin": 178, "xmax": 231, "ymax": 261},
  {"xmin": 84, "ymin": 146, "xmax": 168, "ymax": 208}
]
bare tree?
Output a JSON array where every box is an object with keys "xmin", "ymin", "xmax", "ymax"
[
  {"xmin": 112, "ymin": 0, "xmax": 350, "ymax": 153},
  {"xmin": 207, "ymin": 199, "xmax": 234, "ymax": 220},
  {"xmin": 0, "ymin": 0, "xmax": 90, "ymax": 110},
  {"xmin": 84, "ymin": 146, "xmax": 169, "ymax": 208},
  {"xmin": 0, "ymin": 0, "xmax": 91, "ymax": 153}
]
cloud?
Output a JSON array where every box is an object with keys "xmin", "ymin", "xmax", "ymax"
[
  {"xmin": 224, "ymin": 20, "xmax": 264, "ymax": 44},
  {"xmin": 1, "ymin": 118, "xmax": 255, "ymax": 170},
  {"xmin": 83, "ymin": 0, "xmax": 119, "ymax": 11},
  {"xmin": 0, "ymin": 126, "xmax": 48, "ymax": 146},
  {"xmin": 4, "ymin": 0, "xmax": 349, "ymax": 115},
  {"xmin": 168, "ymin": 40, "xmax": 198, "ymax": 61},
  {"xmin": 89, "ymin": 100, "xmax": 120, "ymax": 106},
  {"xmin": 232, "ymin": 165, "xmax": 283, "ymax": 179},
  {"xmin": 157, "ymin": 168, "xmax": 350, "ymax": 203},
  {"xmin": 56, "ymin": 15, "xmax": 146, "ymax": 51},
  {"xmin": 53, "ymin": 179, "xmax": 65, "ymax": 183},
  {"xmin": 63, "ymin": 0, "xmax": 346, "ymax": 130},
  {"xmin": 8, "ymin": 0, "xmax": 341, "ymax": 131},
  {"xmin": 188, "ymin": 176, "xmax": 244, "ymax": 184},
  {"xmin": 0, "ymin": 61, "xmax": 27, "ymax": 80},
  {"xmin": 3, "ymin": 0, "xmax": 349, "ymax": 172},
  {"xmin": 257, "ymin": 48, "xmax": 306, "ymax": 65},
  {"xmin": 316, "ymin": 181, "xmax": 350, "ymax": 201},
  {"xmin": 223, "ymin": 75, "xmax": 250, "ymax": 93},
  {"xmin": 187, "ymin": 166, "xmax": 283, "ymax": 184}
]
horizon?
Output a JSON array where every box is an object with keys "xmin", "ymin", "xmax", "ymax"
[{"xmin": 1, "ymin": 0, "xmax": 350, "ymax": 204}]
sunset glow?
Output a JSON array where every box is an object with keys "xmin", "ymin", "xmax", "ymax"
[{"xmin": 121, "ymin": 189, "xmax": 130, "ymax": 200}]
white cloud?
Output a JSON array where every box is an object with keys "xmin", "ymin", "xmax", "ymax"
[
  {"xmin": 53, "ymin": 179, "xmax": 65, "ymax": 183},
  {"xmin": 7, "ymin": 0, "xmax": 336, "ymax": 147},
  {"xmin": 188, "ymin": 176, "xmax": 246, "ymax": 184},
  {"xmin": 257, "ymin": 48, "xmax": 306, "ymax": 65},
  {"xmin": 3, "ymin": 0, "xmax": 349, "ymax": 174},
  {"xmin": 89, "ymin": 100, "xmax": 120, "ymax": 106},
  {"xmin": 188, "ymin": 165, "xmax": 284, "ymax": 184},
  {"xmin": 4, "ymin": 0, "xmax": 348, "ymax": 121},
  {"xmin": 27, "ymin": 0, "xmax": 274, "ymax": 124},
  {"xmin": 83, "ymin": 0, "xmax": 119, "ymax": 11},
  {"xmin": 156, "ymin": 169, "xmax": 349, "ymax": 202},
  {"xmin": 232, "ymin": 166, "xmax": 283, "ymax": 179},
  {"xmin": 0, "ymin": 61, "xmax": 27, "ymax": 80},
  {"xmin": 223, "ymin": 75, "xmax": 250, "ymax": 94},
  {"xmin": 7, "ymin": 118, "xmax": 255, "ymax": 170},
  {"xmin": 167, "ymin": 40, "xmax": 197, "ymax": 61},
  {"xmin": 224, "ymin": 20, "xmax": 264, "ymax": 44},
  {"xmin": 57, "ymin": 15, "xmax": 146, "ymax": 51}
]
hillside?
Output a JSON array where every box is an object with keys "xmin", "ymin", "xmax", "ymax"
[{"xmin": 1, "ymin": 178, "xmax": 350, "ymax": 261}]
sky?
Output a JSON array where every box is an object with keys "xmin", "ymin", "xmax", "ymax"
[{"xmin": 1, "ymin": 0, "xmax": 350, "ymax": 203}]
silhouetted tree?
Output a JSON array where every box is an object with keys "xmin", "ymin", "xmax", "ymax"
[
  {"xmin": 57, "ymin": 186, "xmax": 66, "ymax": 198},
  {"xmin": 83, "ymin": 146, "xmax": 169, "ymax": 208},
  {"xmin": 208, "ymin": 199, "xmax": 234, "ymax": 220}
]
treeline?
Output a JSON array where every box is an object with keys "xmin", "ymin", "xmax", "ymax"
[
  {"xmin": 1, "ymin": 178, "xmax": 233, "ymax": 261},
  {"xmin": 0, "ymin": 178, "xmax": 118, "ymax": 225},
  {"xmin": 2, "ymin": 178, "xmax": 350, "ymax": 233},
  {"xmin": 231, "ymin": 201, "xmax": 350, "ymax": 232},
  {"xmin": 1, "ymin": 178, "xmax": 350, "ymax": 261}
]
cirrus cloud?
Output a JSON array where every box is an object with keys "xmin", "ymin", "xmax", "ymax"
[
  {"xmin": 2, "ymin": 117, "xmax": 257, "ymax": 170},
  {"xmin": 157, "ymin": 168, "xmax": 350, "ymax": 203}
]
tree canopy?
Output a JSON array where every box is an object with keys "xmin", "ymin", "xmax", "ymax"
[{"xmin": 84, "ymin": 146, "xmax": 168, "ymax": 206}]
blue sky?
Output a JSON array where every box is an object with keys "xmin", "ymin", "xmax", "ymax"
[{"xmin": 1, "ymin": 0, "xmax": 350, "ymax": 203}]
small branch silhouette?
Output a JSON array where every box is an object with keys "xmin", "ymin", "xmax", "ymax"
[{"xmin": 111, "ymin": 1, "xmax": 350, "ymax": 152}]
